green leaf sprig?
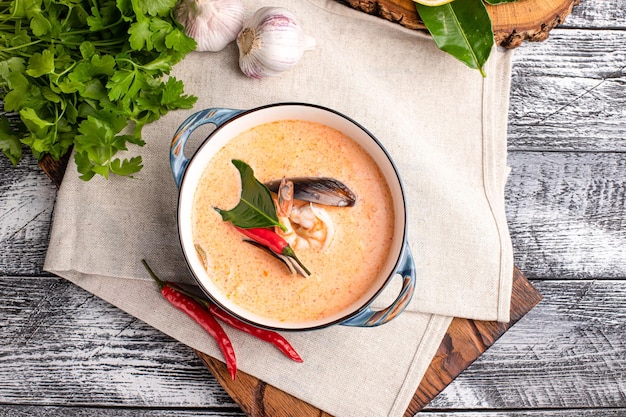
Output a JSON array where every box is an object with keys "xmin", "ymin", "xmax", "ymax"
[
  {"xmin": 0, "ymin": 0, "xmax": 198, "ymax": 180},
  {"xmin": 214, "ymin": 160, "xmax": 287, "ymax": 232},
  {"xmin": 415, "ymin": 0, "xmax": 518, "ymax": 76},
  {"xmin": 214, "ymin": 160, "xmax": 311, "ymax": 277}
]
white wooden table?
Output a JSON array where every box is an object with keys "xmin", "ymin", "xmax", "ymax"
[{"xmin": 1, "ymin": 1, "xmax": 624, "ymax": 415}]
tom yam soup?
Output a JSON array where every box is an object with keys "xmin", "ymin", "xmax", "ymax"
[{"xmin": 191, "ymin": 119, "xmax": 395, "ymax": 327}]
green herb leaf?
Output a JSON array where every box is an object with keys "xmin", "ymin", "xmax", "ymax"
[
  {"xmin": 26, "ymin": 49, "xmax": 55, "ymax": 78},
  {"xmin": 74, "ymin": 151, "xmax": 97, "ymax": 181},
  {"xmin": 416, "ymin": 0, "xmax": 494, "ymax": 76},
  {"xmin": 128, "ymin": 18, "xmax": 154, "ymax": 51},
  {"xmin": 134, "ymin": 0, "xmax": 178, "ymax": 17},
  {"xmin": 19, "ymin": 108, "xmax": 54, "ymax": 133},
  {"xmin": 0, "ymin": 58, "xmax": 26, "ymax": 84},
  {"xmin": 165, "ymin": 28, "xmax": 197, "ymax": 52},
  {"xmin": 110, "ymin": 156, "xmax": 143, "ymax": 177},
  {"xmin": 215, "ymin": 160, "xmax": 285, "ymax": 230},
  {"xmin": 30, "ymin": 12, "xmax": 53, "ymax": 36},
  {"xmin": 69, "ymin": 55, "xmax": 116, "ymax": 83},
  {"xmin": 0, "ymin": 116, "xmax": 23, "ymax": 165},
  {"xmin": 3, "ymin": 72, "xmax": 33, "ymax": 111},
  {"xmin": 160, "ymin": 77, "xmax": 197, "ymax": 109}
]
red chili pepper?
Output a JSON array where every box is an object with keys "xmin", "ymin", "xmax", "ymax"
[
  {"xmin": 163, "ymin": 281, "xmax": 302, "ymax": 363},
  {"xmin": 234, "ymin": 226, "xmax": 287, "ymax": 253},
  {"xmin": 143, "ymin": 261, "xmax": 304, "ymax": 371},
  {"xmin": 207, "ymin": 303, "xmax": 303, "ymax": 363},
  {"xmin": 235, "ymin": 226, "xmax": 310, "ymax": 276},
  {"xmin": 142, "ymin": 260, "xmax": 237, "ymax": 380}
]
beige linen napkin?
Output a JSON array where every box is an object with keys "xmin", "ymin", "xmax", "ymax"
[{"xmin": 44, "ymin": 0, "xmax": 514, "ymax": 415}]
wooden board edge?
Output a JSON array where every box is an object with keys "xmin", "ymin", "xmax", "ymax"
[
  {"xmin": 338, "ymin": 0, "xmax": 580, "ymax": 49},
  {"xmin": 404, "ymin": 266, "xmax": 542, "ymax": 414},
  {"xmin": 199, "ymin": 355, "xmax": 334, "ymax": 417},
  {"xmin": 492, "ymin": 0, "xmax": 582, "ymax": 48},
  {"xmin": 197, "ymin": 267, "xmax": 542, "ymax": 417},
  {"xmin": 38, "ymin": 153, "xmax": 70, "ymax": 189}
]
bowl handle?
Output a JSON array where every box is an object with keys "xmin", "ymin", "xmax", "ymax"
[
  {"xmin": 170, "ymin": 108, "xmax": 245, "ymax": 188},
  {"xmin": 340, "ymin": 242, "xmax": 416, "ymax": 327}
]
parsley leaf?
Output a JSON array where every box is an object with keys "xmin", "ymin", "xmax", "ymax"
[
  {"xmin": 110, "ymin": 156, "xmax": 143, "ymax": 176},
  {"xmin": 134, "ymin": 0, "xmax": 178, "ymax": 17},
  {"xmin": 128, "ymin": 17, "xmax": 154, "ymax": 51},
  {"xmin": 26, "ymin": 49, "xmax": 56, "ymax": 78},
  {"xmin": 0, "ymin": 116, "xmax": 23, "ymax": 165}
]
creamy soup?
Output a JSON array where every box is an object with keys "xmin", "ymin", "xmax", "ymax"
[{"xmin": 192, "ymin": 120, "xmax": 395, "ymax": 323}]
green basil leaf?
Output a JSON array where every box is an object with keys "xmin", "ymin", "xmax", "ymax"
[
  {"xmin": 214, "ymin": 160, "xmax": 284, "ymax": 230},
  {"xmin": 416, "ymin": 0, "xmax": 494, "ymax": 76}
]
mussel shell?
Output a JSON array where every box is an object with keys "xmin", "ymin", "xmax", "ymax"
[{"xmin": 265, "ymin": 177, "xmax": 356, "ymax": 207}]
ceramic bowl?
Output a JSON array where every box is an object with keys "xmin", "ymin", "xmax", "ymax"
[{"xmin": 170, "ymin": 102, "xmax": 415, "ymax": 331}]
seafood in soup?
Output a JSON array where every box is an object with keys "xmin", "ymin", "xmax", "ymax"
[{"xmin": 192, "ymin": 120, "xmax": 395, "ymax": 323}]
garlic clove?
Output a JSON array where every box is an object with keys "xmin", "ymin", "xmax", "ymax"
[
  {"xmin": 175, "ymin": 0, "xmax": 245, "ymax": 52},
  {"xmin": 236, "ymin": 7, "xmax": 315, "ymax": 79}
]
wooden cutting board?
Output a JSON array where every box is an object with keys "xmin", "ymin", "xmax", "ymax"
[
  {"xmin": 341, "ymin": 0, "xmax": 580, "ymax": 48},
  {"xmin": 197, "ymin": 267, "xmax": 541, "ymax": 416}
]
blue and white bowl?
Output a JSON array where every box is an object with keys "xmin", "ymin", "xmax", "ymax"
[{"xmin": 170, "ymin": 102, "xmax": 416, "ymax": 331}]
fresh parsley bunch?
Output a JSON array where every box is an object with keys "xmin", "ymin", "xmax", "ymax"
[{"xmin": 0, "ymin": 0, "xmax": 197, "ymax": 180}]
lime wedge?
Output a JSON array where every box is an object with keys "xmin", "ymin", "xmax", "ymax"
[{"xmin": 414, "ymin": 0, "xmax": 455, "ymax": 6}]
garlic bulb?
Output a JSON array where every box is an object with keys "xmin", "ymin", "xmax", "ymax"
[
  {"xmin": 175, "ymin": 0, "xmax": 245, "ymax": 52},
  {"xmin": 236, "ymin": 7, "xmax": 316, "ymax": 78}
]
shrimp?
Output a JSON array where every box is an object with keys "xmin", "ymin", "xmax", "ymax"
[{"xmin": 274, "ymin": 178, "xmax": 335, "ymax": 251}]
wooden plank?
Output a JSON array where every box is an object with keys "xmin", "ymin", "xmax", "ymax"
[
  {"xmin": 422, "ymin": 411, "xmax": 626, "ymax": 417},
  {"xmin": 428, "ymin": 280, "xmax": 626, "ymax": 410},
  {"xmin": 0, "ymin": 276, "xmax": 238, "ymax": 409},
  {"xmin": 560, "ymin": 0, "xmax": 626, "ymax": 28},
  {"xmin": 505, "ymin": 152, "xmax": 626, "ymax": 279},
  {"xmin": 508, "ymin": 76, "xmax": 625, "ymax": 151},
  {"xmin": 0, "ymin": 406, "xmax": 245, "ymax": 417},
  {"xmin": 4, "ymin": 151, "xmax": 624, "ymax": 281},
  {"xmin": 509, "ymin": 29, "xmax": 626, "ymax": 151},
  {"xmin": 4, "ymin": 406, "xmax": 623, "ymax": 417},
  {"xmin": 512, "ymin": 29, "xmax": 626, "ymax": 79},
  {"xmin": 2, "ymin": 121, "xmax": 624, "ymax": 412},
  {"xmin": 0, "ymin": 157, "xmax": 623, "ymax": 410},
  {"xmin": 0, "ymin": 275, "xmax": 623, "ymax": 411},
  {"xmin": 1, "ymin": 150, "xmax": 619, "ymax": 412},
  {"xmin": 37, "ymin": 150, "xmax": 70, "ymax": 189},
  {"xmin": 0, "ymin": 153, "xmax": 56, "ymax": 276}
]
